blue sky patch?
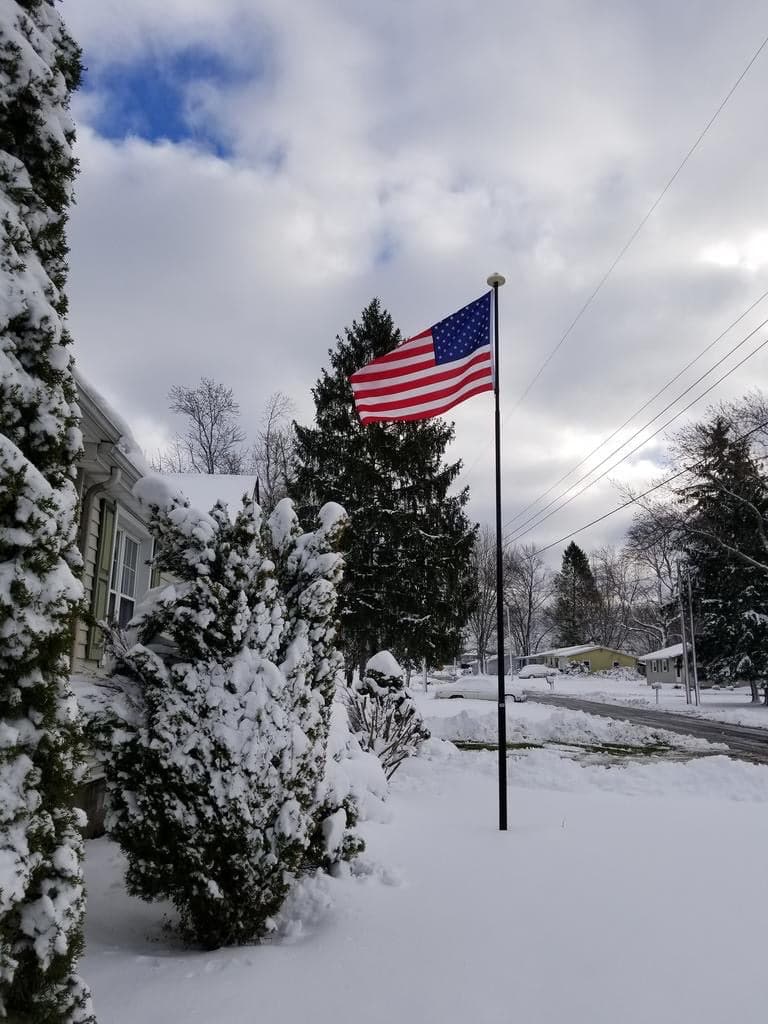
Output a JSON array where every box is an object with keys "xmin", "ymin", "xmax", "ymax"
[{"xmin": 82, "ymin": 46, "xmax": 265, "ymax": 156}]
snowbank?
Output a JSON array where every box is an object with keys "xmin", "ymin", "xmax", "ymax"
[{"xmin": 425, "ymin": 706, "xmax": 720, "ymax": 752}]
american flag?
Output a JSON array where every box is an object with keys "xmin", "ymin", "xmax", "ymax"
[{"xmin": 350, "ymin": 293, "xmax": 494, "ymax": 424}]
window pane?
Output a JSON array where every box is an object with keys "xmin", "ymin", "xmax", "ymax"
[
  {"xmin": 110, "ymin": 530, "xmax": 123, "ymax": 593},
  {"xmin": 121, "ymin": 537, "xmax": 139, "ymax": 597},
  {"xmin": 118, "ymin": 597, "xmax": 135, "ymax": 628}
]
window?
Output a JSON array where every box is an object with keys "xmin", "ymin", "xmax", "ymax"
[
  {"xmin": 653, "ymin": 660, "xmax": 659, "ymax": 672},
  {"xmin": 662, "ymin": 660, "xmax": 669, "ymax": 672},
  {"xmin": 613, "ymin": 660, "xmax": 620, "ymax": 669},
  {"xmin": 108, "ymin": 529, "xmax": 140, "ymax": 628}
]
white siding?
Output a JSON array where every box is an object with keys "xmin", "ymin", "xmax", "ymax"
[{"xmin": 72, "ymin": 496, "xmax": 102, "ymax": 673}]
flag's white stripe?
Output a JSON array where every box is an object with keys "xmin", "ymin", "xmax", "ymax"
[
  {"xmin": 351, "ymin": 345, "xmax": 491, "ymax": 393},
  {"xmin": 353, "ymin": 362, "xmax": 492, "ymax": 408},
  {"xmin": 391, "ymin": 334, "xmax": 432, "ymax": 356},
  {"xmin": 355, "ymin": 374, "xmax": 492, "ymax": 418},
  {"xmin": 352, "ymin": 349, "xmax": 435, "ymax": 378}
]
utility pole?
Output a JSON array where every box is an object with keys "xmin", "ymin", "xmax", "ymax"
[
  {"xmin": 686, "ymin": 566, "xmax": 701, "ymax": 706},
  {"xmin": 677, "ymin": 562, "xmax": 692, "ymax": 704},
  {"xmin": 505, "ymin": 604, "xmax": 512, "ymax": 673}
]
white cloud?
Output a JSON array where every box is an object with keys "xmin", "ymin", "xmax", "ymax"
[
  {"xmin": 63, "ymin": 0, "xmax": 768, "ymax": 555},
  {"xmin": 699, "ymin": 232, "xmax": 768, "ymax": 272}
]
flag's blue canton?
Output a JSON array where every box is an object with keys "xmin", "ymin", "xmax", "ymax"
[{"xmin": 432, "ymin": 291, "xmax": 492, "ymax": 365}]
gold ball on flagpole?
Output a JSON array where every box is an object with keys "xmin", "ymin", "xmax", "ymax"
[{"xmin": 487, "ymin": 272, "xmax": 506, "ymax": 287}]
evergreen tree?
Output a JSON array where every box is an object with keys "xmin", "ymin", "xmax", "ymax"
[
  {"xmin": 292, "ymin": 300, "xmax": 476, "ymax": 674},
  {"xmin": 682, "ymin": 416, "xmax": 768, "ymax": 702},
  {"xmin": 551, "ymin": 542, "xmax": 602, "ymax": 647},
  {"xmin": 345, "ymin": 652, "xmax": 430, "ymax": 779},
  {"xmin": 96, "ymin": 483, "xmax": 353, "ymax": 948},
  {"xmin": 0, "ymin": 3, "xmax": 94, "ymax": 1020}
]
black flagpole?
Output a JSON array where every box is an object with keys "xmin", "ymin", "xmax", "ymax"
[{"xmin": 487, "ymin": 272, "xmax": 507, "ymax": 831}]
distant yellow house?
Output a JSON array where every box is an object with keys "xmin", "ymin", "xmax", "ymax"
[{"xmin": 526, "ymin": 644, "xmax": 637, "ymax": 673}]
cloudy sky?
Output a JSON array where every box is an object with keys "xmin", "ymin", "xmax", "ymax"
[{"xmin": 63, "ymin": 0, "xmax": 768, "ymax": 560}]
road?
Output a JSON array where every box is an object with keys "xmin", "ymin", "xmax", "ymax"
[{"xmin": 527, "ymin": 692, "xmax": 768, "ymax": 764}]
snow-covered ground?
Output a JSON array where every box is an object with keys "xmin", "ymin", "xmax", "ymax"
[
  {"xmin": 419, "ymin": 697, "xmax": 723, "ymax": 753},
  {"xmin": 82, "ymin": 728, "xmax": 768, "ymax": 1023},
  {"xmin": 436, "ymin": 672, "xmax": 768, "ymax": 730}
]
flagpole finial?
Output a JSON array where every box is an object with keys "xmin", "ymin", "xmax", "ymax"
[{"xmin": 487, "ymin": 272, "xmax": 506, "ymax": 287}]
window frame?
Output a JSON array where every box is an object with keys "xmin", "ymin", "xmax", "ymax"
[{"xmin": 108, "ymin": 527, "xmax": 141, "ymax": 628}]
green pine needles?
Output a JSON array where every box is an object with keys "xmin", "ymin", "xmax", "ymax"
[
  {"xmin": 1, "ymin": 3, "xmax": 94, "ymax": 1021},
  {"xmin": 95, "ymin": 485, "xmax": 361, "ymax": 948},
  {"xmin": 292, "ymin": 299, "xmax": 477, "ymax": 677}
]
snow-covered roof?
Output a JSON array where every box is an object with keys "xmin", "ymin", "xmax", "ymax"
[
  {"xmin": 74, "ymin": 368, "xmax": 150, "ymax": 477},
  {"xmin": 528, "ymin": 644, "xmax": 637, "ymax": 659},
  {"xmin": 161, "ymin": 473, "xmax": 258, "ymax": 516},
  {"xmin": 637, "ymin": 644, "xmax": 683, "ymax": 662},
  {"xmin": 532, "ymin": 644, "xmax": 601, "ymax": 658}
]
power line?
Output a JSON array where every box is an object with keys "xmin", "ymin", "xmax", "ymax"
[
  {"xmin": 503, "ymin": 318, "xmax": 768, "ymax": 545},
  {"xmin": 459, "ymin": 28, "xmax": 768, "ymax": 495},
  {"xmin": 503, "ymin": 287, "xmax": 768, "ymax": 531},
  {"xmin": 532, "ymin": 418, "xmax": 768, "ymax": 556},
  {"xmin": 508, "ymin": 29, "xmax": 768, "ymax": 413}
]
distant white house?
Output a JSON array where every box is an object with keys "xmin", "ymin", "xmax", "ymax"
[{"xmin": 637, "ymin": 644, "xmax": 683, "ymax": 685}]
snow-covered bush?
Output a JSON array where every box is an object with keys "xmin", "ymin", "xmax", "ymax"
[
  {"xmin": 0, "ymin": 3, "xmax": 94, "ymax": 1019},
  {"xmin": 268, "ymin": 500, "xmax": 349, "ymax": 859},
  {"xmin": 562, "ymin": 660, "xmax": 590, "ymax": 676},
  {"xmin": 345, "ymin": 652, "xmax": 430, "ymax": 779},
  {"xmin": 307, "ymin": 701, "xmax": 389, "ymax": 870},
  {"xmin": 95, "ymin": 485, "xmax": 351, "ymax": 949}
]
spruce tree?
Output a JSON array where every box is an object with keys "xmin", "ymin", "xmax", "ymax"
[
  {"xmin": 551, "ymin": 542, "xmax": 602, "ymax": 647},
  {"xmin": 0, "ymin": 3, "xmax": 94, "ymax": 1020},
  {"xmin": 682, "ymin": 416, "xmax": 768, "ymax": 701},
  {"xmin": 292, "ymin": 300, "xmax": 476, "ymax": 675}
]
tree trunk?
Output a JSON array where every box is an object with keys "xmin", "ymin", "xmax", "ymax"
[{"xmin": 750, "ymin": 679, "xmax": 760, "ymax": 703}]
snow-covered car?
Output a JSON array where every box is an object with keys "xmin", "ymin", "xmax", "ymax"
[
  {"xmin": 517, "ymin": 664, "xmax": 559, "ymax": 680},
  {"xmin": 433, "ymin": 677, "xmax": 527, "ymax": 702}
]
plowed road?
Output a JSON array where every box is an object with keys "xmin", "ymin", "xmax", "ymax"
[{"xmin": 527, "ymin": 692, "xmax": 768, "ymax": 763}]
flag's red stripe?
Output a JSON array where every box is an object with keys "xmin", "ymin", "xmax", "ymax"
[
  {"xmin": 351, "ymin": 350, "xmax": 492, "ymax": 399},
  {"xmin": 358, "ymin": 381, "xmax": 493, "ymax": 424},
  {"xmin": 354, "ymin": 367, "xmax": 494, "ymax": 415},
  {"xmin": 350, "ymin": 353, "xmax": 437, "ymax": 384},
  {"xmin": 350, "ymin": 338, "xmax": 434, "ymax": 376}
]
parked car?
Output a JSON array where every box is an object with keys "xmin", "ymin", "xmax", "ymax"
[
  {"xmin": 433, "ymin": 677, "xmax": 527, "ymax": 702},
  {"xmin": 517, "ymin": 664, "xmax": 560, "ymax": 680}
]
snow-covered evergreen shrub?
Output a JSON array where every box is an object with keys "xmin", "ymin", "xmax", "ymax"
[
  {"xmin": 267, "ymin": 499, "xmax": 365, "ymax": 870},
  {"xmin": 306, "ymin": 701, "xmax": 389, "ymax": 871},
  {"xmin": 345, "ymin": 652, "xmax": 430, "ymax": 779},
  {"xmin": 96, "ymin": 484, "xmax": 352, "ymax": 948},
  {"xmin": 0, "ymin": 3, "xmax": 94, "ymax": 1019}
]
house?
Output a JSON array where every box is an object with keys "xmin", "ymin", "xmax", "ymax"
[
  {"xmin": 73, "ymin": 372, "xmax": 258, "ymax": 678},
  {"xmin": 484, "ymin": 653, "xmax": 528, "ymax": 676},
  {"xmin": 524, "ymin": 644, "xmax": 638, "ymax": 674},
  {"xmin": 637, "ymin": 644, "xmax": 683, "ymax": 685}
]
